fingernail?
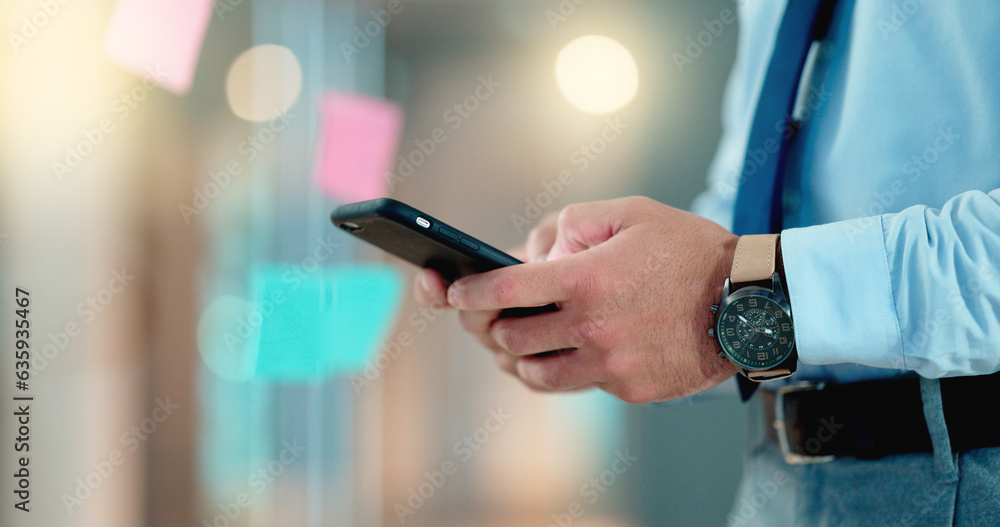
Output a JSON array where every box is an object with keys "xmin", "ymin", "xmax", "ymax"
[{"xmin": 419, "ymin": 270, "xmax": 432, "ymax": 292}]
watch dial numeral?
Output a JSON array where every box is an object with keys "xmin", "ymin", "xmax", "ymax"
[{"xmin": 719, "ymin": 295, "xmax": 792, "ymax": 368}]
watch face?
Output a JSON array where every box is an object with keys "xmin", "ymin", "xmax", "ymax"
[{"xmin": 716, "ymin": 291, "xmax": 794, "ymax": 370}]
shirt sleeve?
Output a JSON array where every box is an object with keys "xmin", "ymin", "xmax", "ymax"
[{"xmin": 781, "ymin": 188, "xmax": 1000, "ymax": 378}]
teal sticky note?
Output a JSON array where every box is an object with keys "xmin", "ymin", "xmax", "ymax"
[{"xmin": 249, "ymin": 264, "xmax": 403, "ymax": 381}]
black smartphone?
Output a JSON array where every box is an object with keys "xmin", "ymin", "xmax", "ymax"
[{"xmin": 330, "ymin": 198, "xmax": 558, "ymax": 318}]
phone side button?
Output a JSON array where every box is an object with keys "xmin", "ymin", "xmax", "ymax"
[
  {"xmin": 438, "ymin": 227, "xmax": 459, "ymax": 240},
  {"xmin": 460, "ymin": 237, "xmax": 479, "ymax": 250}
]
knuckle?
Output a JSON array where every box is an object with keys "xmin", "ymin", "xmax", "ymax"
[
  {"xmin": 563, "ymin": 266, "xmax": 594, "ymax": 298},
  {"xmin": 625, "ymin": 195, "xmax": 656, "ymax": 210},
  {"xmin": 634, "ymin": 195, "xmax": 656, "ymax": 206},
  {"xmin": 621, "ymin": 195, "xmax": 659, "ymax": 221},
  {"xmin": 557, "ymin": 204, "xmax": 579, "ymax": 228},
  {"xmin": 489, "ymin": 276, "xmax": 518, "ymax": 306},
  {"xmin": 494, "ymin": 352, "xmax": 517, "ymax": 376},
  {"xmin": 493, "ymin": 323, "xmax": 523, "ymax": 354},
  {"xmin": 575, "ymin": 315, "xmax": 608, "ymax": 347},
  {"xmin": 532, "ymin": 366, "xmax": 567, "ymax": 391},
  {"xmin": 563, "ymin": 261, "xmax": 609, "ymax": 301}
]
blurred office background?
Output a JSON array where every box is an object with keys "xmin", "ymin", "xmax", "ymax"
[{"xmin": 0, "ymin": 0, "xmax": 746, "ymax": 526}]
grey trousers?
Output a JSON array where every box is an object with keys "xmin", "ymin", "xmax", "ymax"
[{"xmin": 728, "ymin": 378, "xmax": 1000, "ymax": 526}]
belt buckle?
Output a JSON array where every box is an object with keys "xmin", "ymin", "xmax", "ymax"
[{"xmin": 773, "ymin": 381, "xmax": 835, "ymax": 465}]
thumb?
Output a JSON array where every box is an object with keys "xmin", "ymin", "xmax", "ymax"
[{"xmin": 546, "ymin": 201, "xmax": 629, "ymax": 260}]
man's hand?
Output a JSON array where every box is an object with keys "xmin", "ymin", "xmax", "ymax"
[{"xmin": 415, "ymin": 196, "xmax": 739, "ymax": 403}]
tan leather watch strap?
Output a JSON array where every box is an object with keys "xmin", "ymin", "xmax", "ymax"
[
  {"xmin": 730, "ymin": 234, "xmax": 779, "ymax": 285},
  {"xmin": 747, "ymin": 368, "xmax": 792, "ymax": 381}
]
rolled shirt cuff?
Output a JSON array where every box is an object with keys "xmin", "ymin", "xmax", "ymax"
[{"xmin": 780, "ymin": 216, "xmax": 905, "ymax": 371}]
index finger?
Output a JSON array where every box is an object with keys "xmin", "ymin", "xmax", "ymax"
[{"xmin": 446, "ymin": 257, "xmax": 575, "ymax": 311}]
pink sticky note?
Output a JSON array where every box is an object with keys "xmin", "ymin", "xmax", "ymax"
[
  {"xmin": 103, "ymin": 0, "xmax": 214, "ymax": 95},
  {"xmin": 314, "ymin": 93, "xmax": 404, "ymax": 203}
]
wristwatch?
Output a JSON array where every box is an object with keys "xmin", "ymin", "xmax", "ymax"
[{"xmin": 710, "ymin": 234, "xmax": 796, "ymax": 381}]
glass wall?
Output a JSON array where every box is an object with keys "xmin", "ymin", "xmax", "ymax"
[{"xmin": 1, "ymin": 1, "xmax": 745, "ymax": 526}]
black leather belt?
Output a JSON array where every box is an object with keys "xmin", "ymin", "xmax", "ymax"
[{"xmin": 761, "ymin": 372, "xmax": 1000, "ymax": 464}]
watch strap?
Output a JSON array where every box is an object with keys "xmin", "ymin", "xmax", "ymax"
[
  {"xmin": 745, "ymin": 367, "xmax": 794, "ymax": 382},
  {"xmin": 730, "ymin": 234, "xmax": 779, "ymax": 285}
]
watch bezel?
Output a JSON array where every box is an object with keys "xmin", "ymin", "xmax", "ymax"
[{"xmin": 715, "ymin": 285, "xmax": 794, "ymax": 371}]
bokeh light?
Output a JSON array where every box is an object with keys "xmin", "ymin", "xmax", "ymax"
[
  {"xmin": 226, "ymin": 44, "xmax": 302, "ymax": 122},
  {"xmin": 198, "ymin": 295, "xmax": 258, "ymax": 381},
  {"xmin": 555, "ymin": 35, "xmax": 639, "ymax": 114}
]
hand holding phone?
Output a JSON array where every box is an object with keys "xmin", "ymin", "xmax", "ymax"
[{"xmin": 330, "ymin": 198, "xmax": 558, "ymax": 318}]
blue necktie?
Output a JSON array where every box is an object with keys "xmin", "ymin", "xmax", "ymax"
[{"xmin": 732, "ymin": 0, "xmax": 838, "ymax": 401}]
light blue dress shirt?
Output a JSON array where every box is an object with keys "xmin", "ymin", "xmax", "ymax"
[{"xmin": 692, "ymin": 0, "xmax": 1000, "ymax": 384}]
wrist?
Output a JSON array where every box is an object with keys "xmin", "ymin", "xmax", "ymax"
[
  {"xmin": 775, "ymin": 233, "xmax": 788, "ymax": 294},
  {"xmin": 701, "ymin": 234, "xmax": 740, "ymax": 371},
  {"xmin": 712, "ymin": 233, "xmax": 797, "ymax": 382},
  {"xmin": 703, "ymin": 233, "xmax": 740, "ymax": 319}
]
